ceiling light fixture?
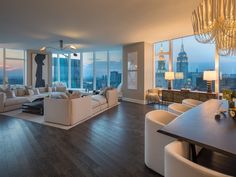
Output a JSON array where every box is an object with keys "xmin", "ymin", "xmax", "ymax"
[
  {"xmin": 192, "ymin": 0, "xmax": 236, "ymax": 56},
  {"xmin": 40, "ymin": 40, "xmax": 78, "ymax": 56}
]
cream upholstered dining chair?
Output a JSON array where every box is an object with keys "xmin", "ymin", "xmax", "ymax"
[
  {"xmin": 182, "ymin": 99, "xmax": 203, "ymax": 107},
  {"xmin": 165, "ymin": 141, "xmax": 232, "ymax": 177},
  {"xmin": 145, "ymin": 110, "xmax": 178, "ymax": 176},
  {"xmin": 168, "ymin": 103, "xmax": 192, "ymax": 115}
]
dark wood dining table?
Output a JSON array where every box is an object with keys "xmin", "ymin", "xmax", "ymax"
[{"xmin": 158, "ymin": 99, "xmax": 236, "ymax": 161}]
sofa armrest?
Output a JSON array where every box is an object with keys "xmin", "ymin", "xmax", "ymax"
[
  {"xmin": 0, "ymin": 92, "xmax": 6, "ymax": 112},
  {"xmin": 70, "ymin": 95, "xmax": 92, "ymax": 125},
  {"xmin": 44, "ymin": 98, "xmax": 71, "ymax": 125},
  {"xmin": 106, "ymin": 89, "xmax": 118, "ymax": 107}
]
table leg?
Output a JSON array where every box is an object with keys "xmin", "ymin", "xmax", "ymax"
[{"xmin": 189, "ymin": 143, "xmax": 197, "ymax": 162}]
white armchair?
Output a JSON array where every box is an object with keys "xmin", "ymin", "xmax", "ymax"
[
  {"xmin": 165, "ymin": 141, "xmax": 232, "ymax": 177},
  {"xmin": 145, "ymin": 110, "xmax": 178, "ymax": 176},
  {"xmin": 168, "ymin": 103, "xmax": 192, "ymax": 115},
  {"xmin": 182, "ymin": 99, "xmax": 203, "ymax": 107}
]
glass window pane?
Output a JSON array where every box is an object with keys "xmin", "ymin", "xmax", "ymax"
[
  {"xmin": 0, "ymin": 48, "xmax": 3, "ymax": 84},
  {"xmin": 220, "ymin": 55, "xmax": 236, "ymax": 91},
  {"xmin": 95, "ymin": 51, "xmax": 108, "ymax": 90},
  {"xmin": 59, "ymin": 54, "xmax": 69, "ymax": 87},
  {"xmin": 5, "ymin": 59, "xmax": 24, "ymax": 85},
  {"xmin": 5, "ymin": 49, "xmax": 25, "ymax": 59},
  {"xmin": 71, "ymin": 53, "xmax": 81, "ymax": 88},
  {"xmin": 83, "ymin": 52, "xmax": 93, "ymax": 91},
  {"xmin": 52, "ymin": 54, "xmax": 59, "ymax": 83},
  {"xmin": 109, "ymin": 50, "xmax": 122, "ymax": 88},
  {"xmin": 172, "ymin": 36, "xmax": 215, "ymax": 91},
  {"xmin": 155, "ymin": 41, "xmax": 169, "ymax": 88}
]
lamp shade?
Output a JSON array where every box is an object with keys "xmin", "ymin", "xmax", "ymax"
[
  {"xmin": 203, "ymin": 71, "xmax": 217, "ymax": 81},
  {"xmin": 165, "ymin": 72, "xmax": 175, "ymax": 80},
  {"xmin": 175, "ymin": 72, "xmax": 184, "ymax": 79}
]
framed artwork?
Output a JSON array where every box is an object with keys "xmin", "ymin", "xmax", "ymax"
[
  {"xmin": 31, "ymin": 53, "xmax": 49, "ymax": 87},
  {"xmin": 127, "ymin": 52, "xmax": 138, "ymax": 90}
]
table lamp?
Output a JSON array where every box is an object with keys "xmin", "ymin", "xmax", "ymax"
[
  {"xmin": 203, "ymin": 71, "xmax": 216, "ymax": 93},
  {"xmin": 165, "ymin": 72, "xmax": 175, "ymax": 90},
  {"xmin": 175, "ymin": 72, "xmax": 184, "ymax": 80}
]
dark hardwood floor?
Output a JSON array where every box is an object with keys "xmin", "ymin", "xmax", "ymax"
[
  {"xmin": 0, "ymin": 102, "xmax": 164, "ymax": 177},
  {"xmin": 1, "ymin": 101, "xmax": 234, "ymax": 177}
]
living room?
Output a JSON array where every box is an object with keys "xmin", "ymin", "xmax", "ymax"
[{"xmin": 1, "ymin": 0, "xmax": 236, "ymax": 177}]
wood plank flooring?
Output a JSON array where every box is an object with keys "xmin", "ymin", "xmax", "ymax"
[
  {"xmin": 0, "ymin": 102, "xmax": 163, "ymax": 177},
  {"xmin": 1, "ymin": 101, "xmax": 234, "ymax": 177}
]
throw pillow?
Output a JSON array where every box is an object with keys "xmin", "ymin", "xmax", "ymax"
[
  {"xmin": 56, "ymin": 86, "xmax": 66, "ymax": 92},
  {"xmin": 47, "ymin": 87, "xmax": 52, "ymax": 92},
  {"xmin": 100, "ymin": 87, "xmax": 113, "ymax": 97},
  {"xmin": 33, "ymin": 88, "xmax": 40, "ymax": 95},
  {"xmin": 6, "ymin": 90, "xmax": 16, "ymax": 98},
  {"xmin": 25, "ymin": 86, "xmax": 33, "ymax": 95},
  {"xmin": 69, "ymin": 91, "xmax": 81, "ymax": 99},
  {"xmin": 28, "ymin": 89, "xmax": 34, "ymax": 96},
  {"xmin": 16, "ymin": 88, "xmax": 26, "ymax": 96},
  {"xmin": 60, "ymin": 93, "xmax": 69, "ymax": 99}
]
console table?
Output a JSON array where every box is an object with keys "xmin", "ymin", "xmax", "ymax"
[{"xmin": 162, "ymin": 89, "xmax": 217, "ymax": 103}]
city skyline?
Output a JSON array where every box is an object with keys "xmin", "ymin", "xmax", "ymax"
[
  {"xmin": 155, "ymin": 36, "xmax": 236, "ymax": 74},
  {"xmin": 155, "ymin": 38, "xmax": 236, "ymax": 91}
]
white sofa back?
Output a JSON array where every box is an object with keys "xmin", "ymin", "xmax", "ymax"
[{"xmin": 44, "ymin": 95, "xmax": 91, "ymax": 125}]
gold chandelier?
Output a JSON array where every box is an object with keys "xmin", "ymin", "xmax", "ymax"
[{"xmin": 192, "ymin": 0, "xmax": 236, "ymax": 56}]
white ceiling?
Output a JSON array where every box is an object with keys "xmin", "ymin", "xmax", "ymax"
[{"xmin": 0, "ymin": 0, "xmax": 201, "ymax": 51}]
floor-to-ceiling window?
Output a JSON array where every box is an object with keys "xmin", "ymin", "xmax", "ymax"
[
  {"xmin": 172, "ymin": 36, "xmax": 215, "ymax": 91},
  {"xmin": 52, "ymin": 54, "xmax": 59, "ymax": 83},
  {"xmin": 52, "ymin": 48, "xmax": 123, "ymax": 90},
  {"xmin": 220, "ymin": 55, "xmax": 236, "ymax": 91},
  {"xmin": 71, "ymin": 53, "xmax": 81, "ymax": 88},
  {"xmin": 59, "ymin": 54, "xmax": 69, "ymax": 87},
  {"xmin": 154, "ymin": 41, "xmax": 169, "ymax": 88},
  {"xmin": 109, "ymin": 50, "xmax": 122, "ymax": 88},
  {"xmin": 154, "ymin": 36, "xmax": 216, "ymax": 92},
  {"xmin": 83, "ymin": 52, "xmax": 94, "ymax": 91},
  {"xmin": 2, "ymin": 49, "xmax": 26, "ymax": 85},
  {"xmin": 95, "ymin": 51, "xmax": 108, "ymax": 90},
  {"xmin": 155, "ymin": 36, "xmax": 236, "ymax": 93},
  {"xmin": 0, "ymin": 49, "xmax": 3, "ymax": 84}
]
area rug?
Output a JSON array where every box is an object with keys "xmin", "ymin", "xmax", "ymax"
[
  {"xmin": 1, "ymin": 103, "xmax": 120, "ymax": 130},
  {"xmin": 1, "ymin": 110, "xmax": 82, "ymax": 130}
]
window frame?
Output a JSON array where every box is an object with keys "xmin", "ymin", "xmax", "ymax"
[{"xmin": 52, "ymin": 49, "xmax": 123, "ymax": 90}]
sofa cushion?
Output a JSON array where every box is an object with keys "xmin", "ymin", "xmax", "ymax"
[
  {"xmin": 6, "ymin": 90, "xmax": 16, "ymax": 98},
  {"xmin": 91, "ymin": 100, "xmax": 100, "ymax": 108},
  {"xmin": 92, "ymin": 95, "xmax": 107, "ymax": 105},
  {"xmin": 56, "ymin": 86, "xmax": 67, "ymax": 92},
  {"xmin": 5, "ymin": 97, "xmax": 29, "ymax": 106},
  {"xmin": 38, "ymin": 87, "xmax": 47, "ymax": 93}
]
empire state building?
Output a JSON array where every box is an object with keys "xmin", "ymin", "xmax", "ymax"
[{"xmin": 176, "ymin": 41, "xmax": 189, "ymax": 88}]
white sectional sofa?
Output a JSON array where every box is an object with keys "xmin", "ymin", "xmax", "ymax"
[
  {"xmin": 0, "ymin": 86, "xmax": 67, "ymax": 113},
  {"xmin": 44, "ymin": 89, "xmax": 118, "ymax": 126}
]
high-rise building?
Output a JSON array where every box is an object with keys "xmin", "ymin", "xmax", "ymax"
[
  {"xmin": 156, "ymin": 45, "xmax": 167, "ymax": 88},
  {"xmin": 176, "ymin": 41, "xmax": 189, "ymax": 88}
]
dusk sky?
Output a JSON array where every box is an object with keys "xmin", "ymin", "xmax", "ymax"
[{"xmin": 155, "ymin": 35, "xmax": 236, "ymax": 74}]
